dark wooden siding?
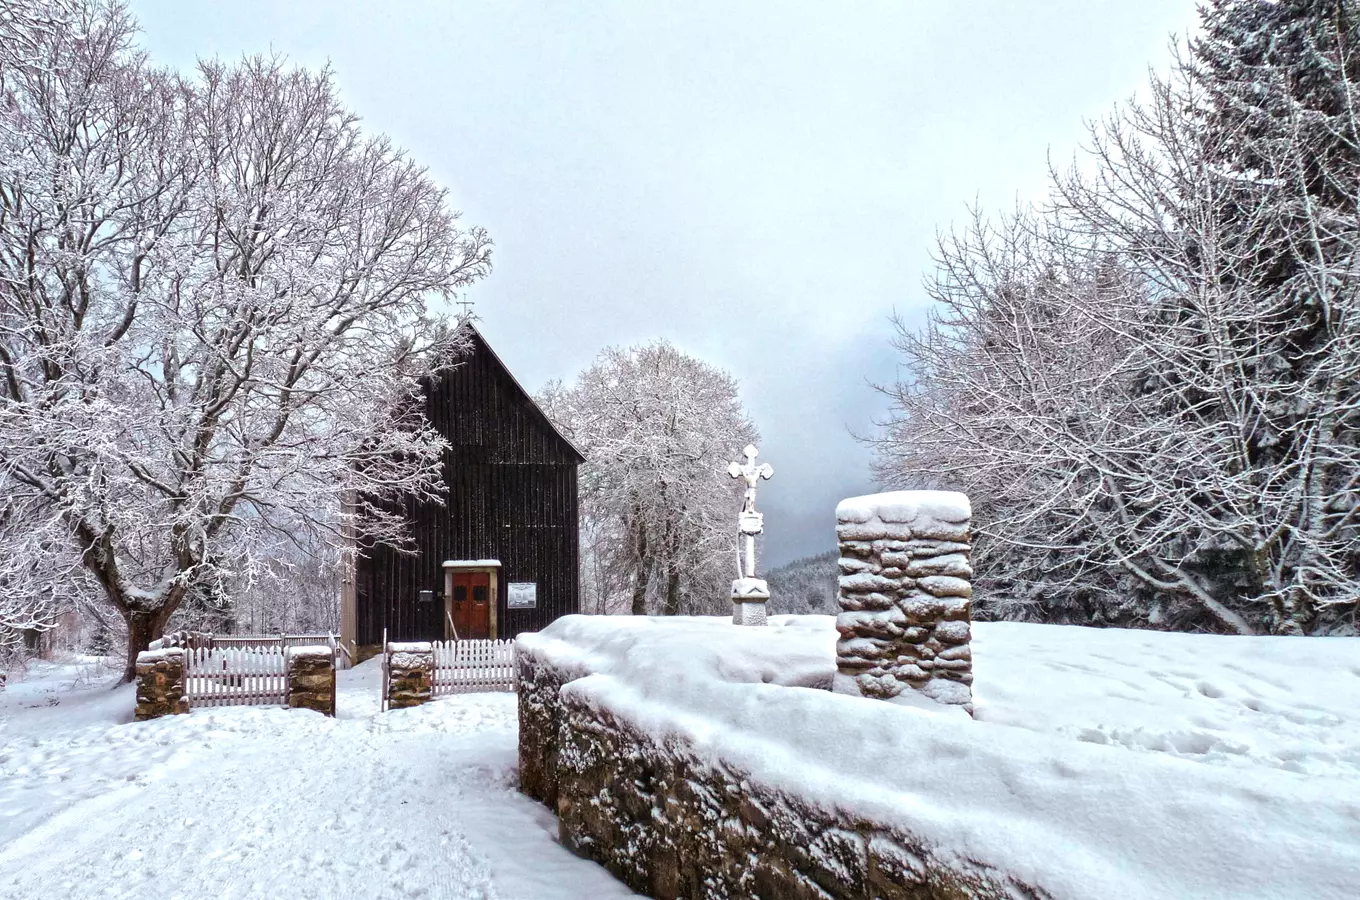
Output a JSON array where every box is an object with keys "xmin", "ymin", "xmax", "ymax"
[{"xmin": 354, "ymin": 328, "xmax": 582, "ymax": 644}]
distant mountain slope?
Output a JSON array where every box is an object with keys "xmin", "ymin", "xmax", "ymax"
[{"xmin": 765, "ymin": 550, "xmax": 838, "ymax": 615}]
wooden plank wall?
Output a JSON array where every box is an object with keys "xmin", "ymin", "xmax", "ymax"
[{"xmin": 354, "ymin": 330, "xmax": 582, "ymax": 644}]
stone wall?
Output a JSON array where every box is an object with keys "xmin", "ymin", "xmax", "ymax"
[
  {"xmin": 286, "ymin": 646, "xmax": 336, "ymax": 715},
  {"xmin": 518, "ymin": 637, "xmax": 1044, "ymax": 900},
  {"xmin": 134, "ymin": 648, "xmax": 189, "ymax": 721},
  {"xmin": 386, "ymin": 641, "xmax": 433, "ymax": 709},
  {"xmin": 517, "ymin": 651, "xmax": 570, "ymax": 808},
  {"xmin": 834, "ymin": 491, "xmax": 974, "ymax": 712}
]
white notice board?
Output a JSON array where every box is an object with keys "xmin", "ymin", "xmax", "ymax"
[{"xmin": 507, "ymin": 582, "xmax": 537, "ymax": 609}]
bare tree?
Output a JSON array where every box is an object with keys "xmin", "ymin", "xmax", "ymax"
[
  {"xmin": 540, "ymin": 342, "xmax": 758, "ymax": 616},
  {"xmin": 0, "ymin": 1, "xmax": 492, "ymax": 678},
  {"xmin": 876, "ymin": 6, "xmax": 1360, "ymax": 636}
]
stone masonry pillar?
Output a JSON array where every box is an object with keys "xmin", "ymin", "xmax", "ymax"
[
  {"xmin": 286, "ymin": 646, "xmax": 336, "ymax": 716},
  {"xmin": 833, "ymin": 491, "xmax": 975, "ymax": 713},
  {"xmin": 134, "ymin": 647, "xmax": 190, "ymax": 720},
  {"xmin": 387, "ymin": 641, "xmax": 434, "ymax": 709}
]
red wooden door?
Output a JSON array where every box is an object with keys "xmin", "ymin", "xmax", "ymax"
[{"xmin": 451, "ymin": 572, "xmax": 492, "ymax": 639}]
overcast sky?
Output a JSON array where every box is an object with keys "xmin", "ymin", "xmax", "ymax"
[{"xmin": 134, "ymin": 0, "xmax": 1200, "ymax": 567}]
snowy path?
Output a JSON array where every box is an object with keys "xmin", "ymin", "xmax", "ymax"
[{"xmin": 0, "ymin": 659, "xmax": 635, "ymax": 900}]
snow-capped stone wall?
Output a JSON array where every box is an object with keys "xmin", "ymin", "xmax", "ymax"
[
  {"xmin": 834, "ymin": 491, "xmax": 974, "ymax": 712},
  {"xmin": 517, "ymin": 616, "xmax": 1035, "ymax": 900},
  {"xmin": 515, "ymin": 615, "xmax": 1360, "ymax": 900},
  {"xmin": 386, "ymin": 641, "xmax": 434, "ymax": 709}
]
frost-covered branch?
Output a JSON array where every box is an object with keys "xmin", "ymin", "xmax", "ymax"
[{"xmin": 875, "ymin": 2, "xmax": 1360, "ymax": 634}]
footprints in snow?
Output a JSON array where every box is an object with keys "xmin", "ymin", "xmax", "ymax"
[{"xmin": 1075, "ymin": 725, "xmax": 1248, "ymax": 758}]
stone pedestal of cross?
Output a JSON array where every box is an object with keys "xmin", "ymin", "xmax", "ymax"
[{"xmin": 728, "ymin": 444, "xmax": 774, "ymax": 626}]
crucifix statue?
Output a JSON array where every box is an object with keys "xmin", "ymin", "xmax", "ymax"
[
  {"xmin": 728, "ymin": 444, "xmax": 773, "ymax": 578},
  {"xmin": 728, "ymin": 444, "xmax": 773, "ymax": 625}
]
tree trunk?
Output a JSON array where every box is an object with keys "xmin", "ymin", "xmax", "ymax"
[
  {"xmin": 631, "ymin": 558, "xmax": 652, "ymax": 616},
  {"xmin": 122, "ymin": 605, "xmax": 174, "ymax": 683},
  {"xmin": 74, "ymin": 523, "xmax": 183, "ymax": 682},
  {"xmin": 630, "ymin": 519, "xmax": 652, "ymax": 616},
  {"xmin": 662, "ymin": 565, "xmax": 682, "ymax": 616}
]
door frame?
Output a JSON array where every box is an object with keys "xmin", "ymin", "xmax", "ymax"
[{"xmin": 442, "ymin": 560, "xmax": 500, "ymax": 640}]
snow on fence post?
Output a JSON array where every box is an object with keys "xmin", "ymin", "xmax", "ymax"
[
  {"xmin": 286, "ymin": 645, "xmax": 336, "ymax": 716},
  {"xmin": 833, "ymin": 490, "xmax": 975, "ymax": 714},
  {"xmin": 134, "ymin": 647, "xmax": 189, "ymax": 720},
  {"xmin": 386, "ymin": 642, "xmax": 434, "ymax": 709}
]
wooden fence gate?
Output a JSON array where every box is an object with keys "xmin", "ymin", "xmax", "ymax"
[
  {"xmin": 185, "ymin": 644, "xmax": 288, "ymax": 708},
  {"xmin": 432, "ymin": 639, "xmax": 516, "ymax": 696},
  {"xmin": 156, "ymin": 632, "xmax": 338, "ymax": 709}
]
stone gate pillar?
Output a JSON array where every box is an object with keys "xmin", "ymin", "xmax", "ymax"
[
  {"xmin": 286, "ymin": 645, "xmax": 336, "ymax": 716},
  {"xmin": 134, "ymin": 647, "xmax": 189, "ymax": 720},
  {"xmin": 387, "ymin": 642, "xmax": 434, "ymax": 709},
  {"xmin": 833, "ymin": 491, "xmax": 975, "ymax": 713}
]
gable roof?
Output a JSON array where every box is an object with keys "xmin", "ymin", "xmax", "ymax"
[{"xmin": 462, "ymin": 321, "xmax": 586, "ymax": 465}]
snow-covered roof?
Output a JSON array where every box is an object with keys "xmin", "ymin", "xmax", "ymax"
[{"xmin": 441, "ymin": 559, "xmax": 502, "ymax": 568}]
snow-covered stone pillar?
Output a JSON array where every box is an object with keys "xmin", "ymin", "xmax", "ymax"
[
  {"xmin": 386, "ymin": 642, "xmax": 434, "ymax": 710},
  {"xmin": 833, "ymin": 491, "xmax": 975, "ymax": 713},
  {"xmin": 286, "ymin": 646, "xmax": 336, "ymax": 716},
  {"xmin": 134, "ymin": 647, "xmax": 189, "ymax": 720}
]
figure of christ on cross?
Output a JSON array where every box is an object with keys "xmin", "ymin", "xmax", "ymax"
[
  {"xmin": 728, "ymin": 444, "xmax": 773, "ymax": 582},
  {"xmin": 728, "ymin": 444, "xmax": 773, "ymax": 517}
]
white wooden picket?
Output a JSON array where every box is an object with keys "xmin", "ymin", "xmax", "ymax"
[
  {"xmin": 162, "ymin": 632, "xmax": 337, "ymax": 710},
  {"xmin": 431, "ymin": 639, "xmax": 515, "ymax": 695},
  {"xmin": 184, "ymin": 643, "xmax": 289, "ymax": 708}
]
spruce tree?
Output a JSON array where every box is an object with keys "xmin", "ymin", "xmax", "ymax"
[{"xmin": 1188, "ymin": 0, "xmax": 1360, "ymax": 631}]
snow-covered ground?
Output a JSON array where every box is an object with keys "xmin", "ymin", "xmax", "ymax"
[
  {"xmin": 972, "ymin": 622, "xmax": 1360, "ymax": 778},
  {"xmin": 5, "ymin": 621, "xmax": 1359, "ymax": 900},
  {"xmin": 0, "ymin": 657, "xmax": 634, "ymax": 900}
]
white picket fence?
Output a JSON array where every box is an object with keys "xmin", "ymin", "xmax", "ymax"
[
  {"xmin": 166, "ymin": 633, "xmax": 337, "ymax": 709},
  {"xmin": 184, "ymin": 644, "xmax": 289, "ymax": 708},
  {"xmin": 432, "ymin": 639, "xmax": 516, "ymax": 696}
]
